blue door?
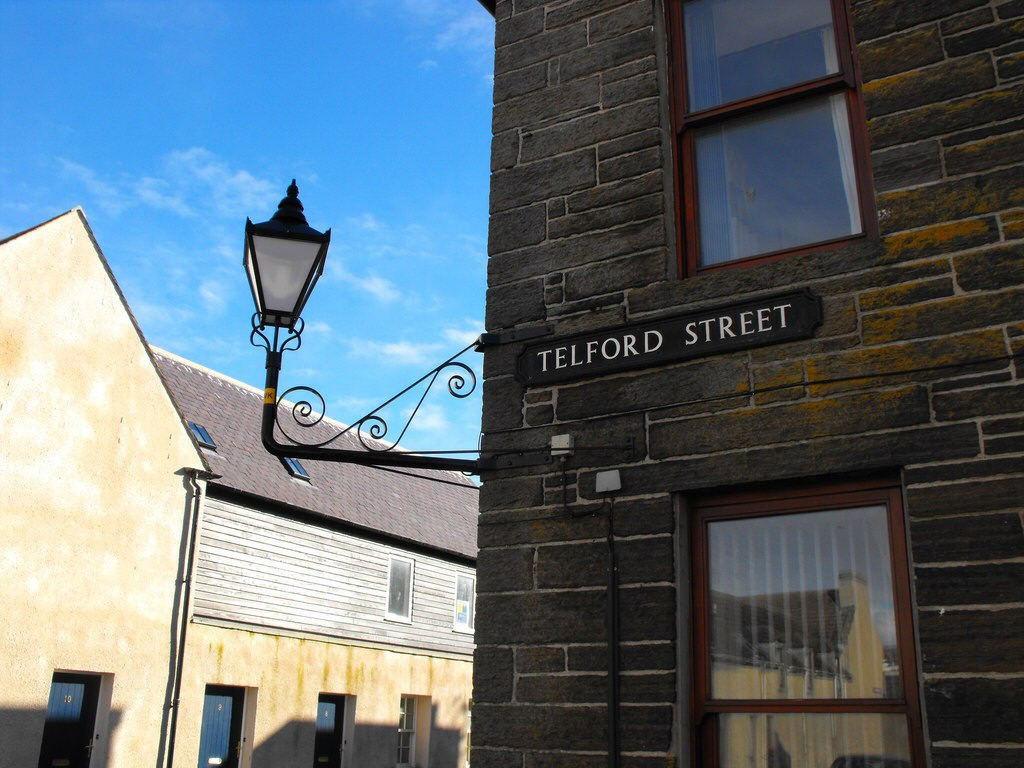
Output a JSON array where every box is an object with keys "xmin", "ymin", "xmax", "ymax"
[
  {"xmin": 37, "ymin": 672, "xmax": 101, "ymax": 768},
  {"xmin": 313, "ymin": 695, "xmax": 346, "ymax": 768},
  {"xmin": 197, "ymin": 685, "xmax": 245, "ymax": 768}
]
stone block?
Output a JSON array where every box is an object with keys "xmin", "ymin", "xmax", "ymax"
[
  {"xmin": 485, "ymin": 278, "xmax": 546, "ymax": 330},
  {"xmin": 880, "ymin": 217, "xmax": 1000, "ymax": 264},
  {"xmin": 495, "ymin": 6, "xmax": 544, "ymax": 48},
  {"xmin": 920, "ymin": 608, "xmax": 1024, "ymax": 673},
  {"xmin": 986, "ymin": 432, "xmax": 1024, "ymax": 454},
  {"xmin": 618, "ymin": 585, "xmax": 676, "ymax": 642},
  {"xmin": 941, "ymin": 8, "xmax": 995, "ymax": 36},
  {"xmin": 482, "ymin": 375, "xmax": 525, "ymax": 432},
  {"xmin": 478, "ymin": 504, "xmax": 607, "ymax": 548},
  {"xmin": 860, "ymin": 25, "xmax": 945, "ymax": 82},
  {"xmin": 610, "ymin": 496, "xmax": 674, "ymax": 537},
  {"xmin": 805, "ymin": 330, "xmax": 1006, "ymax": 396},
  {"xmin": 476, "ymin": 588, "xmax": 607, "ymax": 645},
  {"xmin": 649, "ymin": 386, "xmax": 930, "ymax": 458},
  {"xmin": 489, "ymin": 203, "xmax": 548, "ymax": 255},
  {"xmin": 491, "ymin": 128, "xmax": 521, "ymax": 172},
  {"xmin": 860, "ymin": 288, "xmax": 1024, "ymax": 344},
  {"xmin": 997, "ymin": 48, "xmax": 1024, "ymax": 79},
  {"xmin": 945, "ymin": 130, "xmax": 1024, "ymax": 175},
  {"xmin": 479, "ymin": 472, "xmax": 544, "ymax": 511},
  {"xmin": 493, "ymin": 76, "xmax": 601, "ymax": 134},
  {"xmin": 924, "ymin": 677, "xmax": 1024, "ymax": 743},
  {"xmin": 564, "ymin": 250, "xmax": 668, "ymax": 303},
  {"xmin": 620, "ymin": 423, "xmax": 982, "ymax": 496},
  {"xmin": 954, "ymin": 243, "xmax": 1024, "ymax": 290},
  {"xmin": 494, "ymin": 61, "xmax": 549, "ymax": 105},
  {"xmin": 916, "ymin": 563, "xmax": 1024, "ymax": 606},
  {"xmin": 868, "ymin": 84, "xmax": 1024, "ymax": 149},
  {"xmin": 852, "ymin": 0, "xmax": 987, "ymax": 42},
  {"xmin": 490, "ymin": 149, "xmax": 597, "ymax": 214},
  {"xmin": 471, "ymin": 749, "xmax": 523, "ymax": 768},
  {"xmin": 599, "ymin": 146, "xmax": 662, "ymax": 184},
  {"xmin": 520, "ymin": 99, "xmax": 661, "ymax": 165},
  {"xmin": 910, "ymin": 512, "xmax": 1024, "ymax": 563},
  {"xmin": 516, "ymin": 645, "xmax": 566, "ymax": 673},
  {"xmin": 544, "ymin": 0, "xmax": 637, "ymax": 30},
  {"xmin": 945, "ymin": 18, "xmax": 1024, "ymax": 57},
  {"xmin": 931, "ymin": 746, "xmax": 1024, "ymax": 768},
  {"xmin": 933, "ymin": 382, "xmax": 1024, "ymax": 422},
  {"xmin": 548, "ymin": 193, "xmax": 663, "ymax": 241},
  {"xmin": 598, "ymin": 127, "xmax": 662, "ymax": 161},
  {"xmin": 878, "ymin": 166, "xmax": 1024, "ymax": 234},
  {"xmin": 871, "ymin": 141, "xmax": 942, "ymax": 193},
  {"xmin": 474, "ymin": 646, "xmax": 515, "ymax": 703},
  {"xmin": 906, "ymin": 476, "xmax": 1024, "ymax": 517},
  {"xmin": 494, "ymin": 23, "xmax": 588, "ymax": 77},
  {"xmin": 588, "ymin": 0, "xmax": 655, "ymax": 44},
  {"xmin": 858, "ymin": 276, "xmax": 954, "ymax": 312},
  {"xmin": 568, "ymin": 640, "xmax": 676, "ymax": 672},
  {"xmin": 601, "ymin": 71, "xmax": 659, "ymax": 109},
  {"xmin": 559, "ymin": 28, "xmax": 655, "ymax": 83},
  {"xmin": 516, "ymin": 672, "xmax": 606, "ymax": 703},
  {"xmin": 863, "ymin": 54, "xmax": 994, "ymax": 118},
  {"xmin": 556, "ymin": 356, "xmax": 748, "ymax": 422},
  {"xmin": 489, "ymin": 217, "xmax": 667, "ymax": 285},
  {"xmin": 474, "ymin": 702, "xmax": 606, "ymax": 751},
  {"xmin": 477, "ymin": 546, "xmax": 536, "ymax": 594},
  {"xmin": 618, "ymin": 703, "xmax": 673, "ymax": 752}
]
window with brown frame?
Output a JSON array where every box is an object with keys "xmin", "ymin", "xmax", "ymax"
[
  {"xmin": 690, "ymin": 478, "xmax": 925, "ymax": 768},
  {"xmin": 668, "ymin": 0, "xmax": 875, "ymax": 274}
]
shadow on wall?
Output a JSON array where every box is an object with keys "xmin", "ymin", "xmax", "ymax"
[
  {"xmin": 0, "ymin": 707, "xmax": 123, "ymax": 768},
  {"xmin": 252, "ymin": 707, "xmax": 462, "ymax": 768}
]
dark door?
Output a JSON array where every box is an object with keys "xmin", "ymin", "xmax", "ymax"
[
  {"xmin": 37, "ymin": 672, "xmax": 101, "ymax": 768},
  {"xmin": 197, "ymin": 685, "xmax": 245, "ymax": 768},
  {"xmin": 313, "ymin": 694, "xmax": 346, "ymax": 768}
]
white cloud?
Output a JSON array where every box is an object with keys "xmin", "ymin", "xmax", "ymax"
[
  {"xmin": 198, "ymin": 279, "xmax": 228, "ymax": 314},
  {"xmin": 435, "ymin": 11, "xmax": 492, "ymax": 54},
  {"xmin": 442, "ymin": 321, "xmax": 485, "ymax": 347},
  {"xmin": 347, "ymin": 338, "xmax": 445, "ymax": 366},
  {"xmin": 58, "ymin": 159, "xmax": 128, "ymax": 215},
  {"xmin": 328, "ymin": 260, "xmax": 402, "ymax": 304}
]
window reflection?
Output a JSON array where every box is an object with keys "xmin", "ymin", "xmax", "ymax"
[
  {"xmin": 719, "ymin": 713, "xmax": 911, "ymax": 768},
  {"xmin": 695, "ymin": 94, "xmax": 861, "ymax": 266},
  {"xmin": 708, "ymin": 505, "xmax": 899, "ymax": 700}
]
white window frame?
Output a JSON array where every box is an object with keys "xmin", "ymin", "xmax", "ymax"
[
  {"xmin": 397, "ymin": 694, "xmax": 417, "ymax": 766},
  {"xmin": 386, "ymin": 555, "xmax": 414, "ymax": 623},
  {"xmin": 453, "ymin": 573, "xmax": 476, "ymax": 633}
]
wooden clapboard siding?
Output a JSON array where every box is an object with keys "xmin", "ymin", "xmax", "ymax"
[{"xmin": 192, "ymin": 497, "xmax": 475, "ymax": 657}]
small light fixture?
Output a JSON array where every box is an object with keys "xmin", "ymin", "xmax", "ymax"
[{"xmin": 244, "ymin": 180, "xmax": 331, "ymax": 330}]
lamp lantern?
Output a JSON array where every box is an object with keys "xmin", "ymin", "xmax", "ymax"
[{"xmin": 244, "ymin": 180, "xmax": 331, "ymax": 329}]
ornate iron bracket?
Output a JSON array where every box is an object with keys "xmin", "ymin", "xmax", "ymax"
[{"xmin": 251, "ymin": 316, "xmax": 558, "ymax": 473}]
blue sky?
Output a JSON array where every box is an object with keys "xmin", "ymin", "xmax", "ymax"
[{"xmin": 0, "ymin": 0, "xmax": 495, "ymax": 459}]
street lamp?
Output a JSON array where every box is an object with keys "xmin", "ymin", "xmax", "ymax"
[
  {"xmin": 244, "ymin": 180, "xmax": 331, "ymax": 331},
  {"xmin": 245, "ymin": 181, "xmax": 556, "ymax": 475}
]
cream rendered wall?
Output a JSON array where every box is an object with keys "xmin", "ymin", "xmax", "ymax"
[
  {"xmin": 0, "ymin": 210, "xmax": 206, "ymax": 767},
  {"xmin": 176, "ymin": 623, "xmax": 473, "ymax": 768}
]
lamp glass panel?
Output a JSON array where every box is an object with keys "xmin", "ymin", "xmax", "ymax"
[{"xmin": 250, "ymin": 234, "xmax": 321, "ymax": 318}]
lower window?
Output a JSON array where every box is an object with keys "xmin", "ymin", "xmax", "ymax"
[
  {"xmin": 691, "ymin": 478, "xmax": 924, "ymax": 768},
  {"xmin": 397, "ymin": 695, "xmax": 417, "ymax": 766}
]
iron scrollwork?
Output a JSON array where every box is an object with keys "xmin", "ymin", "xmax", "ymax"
[{"xmin": 251, "ymin": 313, "xmax": 479, "ymax": 458}]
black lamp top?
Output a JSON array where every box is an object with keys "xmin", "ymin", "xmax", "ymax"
[{"xmin": 270, "ymin": 179, "xmax": 308, "ymax": 227}]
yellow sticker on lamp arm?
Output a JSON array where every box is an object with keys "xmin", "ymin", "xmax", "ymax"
[{"xmin": 264, "ymin": 388, "xmax": 276, "ymax": 404}]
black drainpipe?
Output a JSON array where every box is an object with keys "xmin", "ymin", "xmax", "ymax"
[
  {"xmin": 165, "ymin": 468, "xmax": 209, "ymax": 768},
  {"xmin": 607, "ymin": 498, "xmax": 620, "ymax": 768}
]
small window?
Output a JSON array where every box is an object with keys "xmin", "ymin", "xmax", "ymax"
[
  {"xmin": 282, "ymin": 456, "xmax": 310, "ymax": 481},
  {"xmin": 187, "ymin": 421, "xmax": 216, "ymax": 449},
  {"xmin": 397, "ymin": 695, "xmax": 417, "ymax": 766},
  {"xmin": 387, "ymin": 557, "xmax": 414, "ymax": 622},
  {"xmin": 454, "ymin": 574, "xmax": 476, "ymax": 632},
  {"xmin": 670, "ymin": 0, "xmax": 873, "ymax": 273}
]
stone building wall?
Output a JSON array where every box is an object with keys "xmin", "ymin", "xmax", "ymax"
[{"xmin": 477, "ymin": 2, "xmax": 1024, "ymax": 768}]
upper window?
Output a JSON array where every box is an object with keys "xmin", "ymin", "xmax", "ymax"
[
  {"xmin": 670, "ymin": 0, "xmax": 872, "ymax": 273},
  {"xmin": 387, "ymin": 556, "xmax": 414, "ymax": 622},
  {"xmin": 454, "ymin": 574, "xmax": 476, "ymax": 633},
  {"xmin": 691, "ymin": 479, "xmax": 924, "ymax": 768}
]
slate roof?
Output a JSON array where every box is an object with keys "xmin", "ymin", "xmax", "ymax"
[{"xmin": 153, "ymin": 348, "xmax": 478, "ymax": 560}]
